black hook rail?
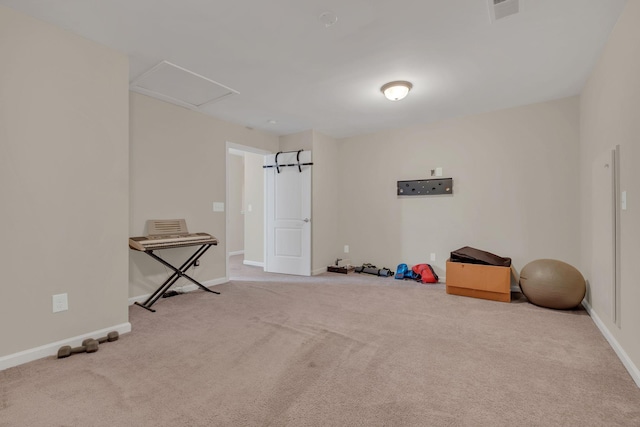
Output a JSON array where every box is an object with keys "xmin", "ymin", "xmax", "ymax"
[
  {"xmin": 397, "ymin": 178, "xmax": 453, "ymax": 196},
  {"xmin": 263, "ymin": 149, "xmax": 313, "ymax": 173}
]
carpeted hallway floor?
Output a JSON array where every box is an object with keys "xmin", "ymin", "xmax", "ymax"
[{"xmin": 1, "ymin": 257, "xmax": 639, "ymax": 426}]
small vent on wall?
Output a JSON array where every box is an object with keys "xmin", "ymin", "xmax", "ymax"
[
  {"xmin": 130, "ymin": 61, "xmax": 239, "ymax": 110},
  {"xmin": 489, "ymin": 0, "xmax": 520, "ymax": 22}
]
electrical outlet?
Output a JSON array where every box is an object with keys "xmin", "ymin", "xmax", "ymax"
[
  {"xmin": 52, "ymin": 293, "xmax": 68, "ymax": 313},
  {"xmin": 430, "ymin": 253, "xmax": 436, "ymax": 262},
  {"xmin": 344, "ymin": 245, "xmax": 349, "ymax": 253}
]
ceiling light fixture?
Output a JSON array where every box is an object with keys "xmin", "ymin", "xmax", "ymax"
[{"xmin": 380, "ymin": 81, "xmax": 413, "ymax": 101}]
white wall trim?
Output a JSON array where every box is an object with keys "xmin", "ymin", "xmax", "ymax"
[
  {"xmin": 312, "ymin": 267, "xmax": 328, "ymax": 276},
  {"xmin": 583, "ymin": 300, "xmax": 640, "ymax": 388},
  {"xmin": 129, "ymin": 292, "xmax": 150, "ymax": 306},
  {"xmin": 191, "ymin": 277, "xmax": 228, "ymax": 290},
  {"xmin": 170, "ymin": 277, "xmax": 228, "ymax": 295},
  {"xmin": 128, "ymin": 277, "xmax": 228, "ymax": 306},
  {"xmin": 0, "ymin": 322, "xmax": 132, "ymax": 372},
  {"xmin": 243, "ymin": 260, "xmax": 264, "ymax": 267},
  {"xmin": 229, "ymin": 250, "xmax": 245, "ymax": 256}
]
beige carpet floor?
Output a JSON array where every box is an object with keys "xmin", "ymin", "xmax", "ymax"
[{"xmin": 1, "ymin": 258, "xmax": 639, "ymax": 426}]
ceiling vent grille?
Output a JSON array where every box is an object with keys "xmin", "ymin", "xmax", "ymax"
[
  {"xmin": 130, "ymin": 61, "xmax": 239, "ymax": 110},
  {"xmin": 489, "ymin": 0, "xmax": 520, "ymax": 22}
]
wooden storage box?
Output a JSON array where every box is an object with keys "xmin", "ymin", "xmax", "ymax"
[
  {"xmin": 327, "ymin": 265, "xmax": 355, "ymax": 274},
  {"xmin": 446, "ymin": 260, "xmax": 511, "ymax": 302}
]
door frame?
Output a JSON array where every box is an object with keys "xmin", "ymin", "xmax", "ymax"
[{"xmin": 225, "ymin": 141, "xmax": 270, "ymax": 282}]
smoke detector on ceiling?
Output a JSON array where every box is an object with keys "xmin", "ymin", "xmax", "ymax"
[
  {"xmin": 488, "ymin": 0, "xmax": 520, "ymax": 22},
  {"xmin": 319, "ymin": 11, "xmax": 338, "ymax": 28}
]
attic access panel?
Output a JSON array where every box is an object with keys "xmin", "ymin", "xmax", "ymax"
[
  {"xmin": 489, "ymin": 0, "xmax": 520, "ymax": 22},
  {"xmin": 397, "ymin": 178, "xmax": 453, "ymax": 196},
  {"xmin": 130, "ymin": 61, "xmax": 239, "ymax": 109}
]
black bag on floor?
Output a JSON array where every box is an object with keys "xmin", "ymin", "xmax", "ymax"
[
  {"xmin": 450, "ymin": 246, "xmax": 511, "ymax": 267},
  {"xmin": 354, "ymin": 263, "xmax": 394, "ymax": 277}
]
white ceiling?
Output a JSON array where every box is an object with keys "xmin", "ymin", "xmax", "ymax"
[{"xmin": 1, "ymin": 0, "xmax": 627, "ymax": 138}]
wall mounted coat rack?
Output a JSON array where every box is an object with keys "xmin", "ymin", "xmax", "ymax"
[
  {"xmin": 397, "ymin": 178, "xmax": 453, "ymax": 196},
  {"xmin": 263, "ymin": 149, "xmax": 313, "ymax": 173}
]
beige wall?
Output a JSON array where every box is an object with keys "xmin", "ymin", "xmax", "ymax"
[
  {"xmin": 580, "ymin": 0, "xmax": 640, "ymax": 380},
  {"xmin": 311, "ymin": 131, "xmax": 340, "ymax": 273},
  {"xmin": 243, "ymin": 152, "xmax": 265, "ymax": 264},
  {"xmin": 129, "ymin": 93, "xmax": 278, "ymax": 298},
  {"xmin": 280, "ymin": 130, "xmax": 313, "ymax": 152},
  {"xmin": 228, "ymin": 153, "xmax": 245, "ymax": 254},
  {"xmin": 0, "ymin": 6, "xmax": 129, "ymax": 357},
  {"xmin": 337, "ymin": 97, "xmax": 581, "ymax": 278}
]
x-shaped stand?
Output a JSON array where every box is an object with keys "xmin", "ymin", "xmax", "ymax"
[{"xmin": 134, "ymin": 244, "xmax": 219, "ymax": 312}]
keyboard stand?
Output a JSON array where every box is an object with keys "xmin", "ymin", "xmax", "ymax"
[{"xmin": 134, "ymin": 244, "xmax": 220, "ymax": 312}]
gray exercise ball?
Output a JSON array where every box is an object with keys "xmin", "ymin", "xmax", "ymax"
[{"xmin": 519, "ymin": 259, "xmax": 586, "ymax": 310}]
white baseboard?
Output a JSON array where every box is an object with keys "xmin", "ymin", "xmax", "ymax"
[
  {"xmin": 128, "ymin": 277, "xmax": 228, "ymax": 306},
  {"xmin": 176, "ymin": 277, "xmax": 228, "ymax": 294},
  {"xmin": 0, "ymin": 322, "xmax": 132, "ymax": 372},
  {"xmin": 229, "ymin": 250, "xmax": 244, "ymax": 256},
  {"xmin": 312, "ymin": 267, "xmax": 327, "ymax": 275},
  {"xmin": 129, "ymin": 292, "xmax": 150, "ymax": 306},
  {"xmin": 243, "ymin": 260, "xmax": 264, "ymax": 267},
  {"xmin": 583, "ymin": 300, "xmax": 640, "ymax": 388}
]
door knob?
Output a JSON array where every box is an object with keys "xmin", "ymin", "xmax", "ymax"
[{"xmin": 303, "ymin": 218, "xmax": 310, "ymax": 223}]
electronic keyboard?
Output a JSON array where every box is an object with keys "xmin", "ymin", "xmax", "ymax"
[
  {"xmin": 129, "ymin": 233, "xmax": 218, "ymax": 251},
  {"xmin": 129, "ymin": 219, "xmax": 218, "ymax": 251}
]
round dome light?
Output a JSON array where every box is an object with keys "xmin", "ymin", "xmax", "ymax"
[{"xmin": 380, "ymin": 81, "xmax": 413, "ymax": 101}]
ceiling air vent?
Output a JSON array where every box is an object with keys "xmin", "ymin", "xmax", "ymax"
[
  {"xmin": 130, "ymin": 61, "xmax": 239, "ymax": 110},
  {"xmin": 489, "ymin": 0, "xmax": 520, "ymax": 22}
]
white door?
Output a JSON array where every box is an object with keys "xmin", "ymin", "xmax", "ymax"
[{"xmin": 265, "ymin": 151, "xmax": 312, "ymax": 276}]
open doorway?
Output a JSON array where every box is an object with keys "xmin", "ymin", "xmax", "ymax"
[
  {"xmin": 226, "ymin": 143, "xmax": 314, "ymax": 281},
  {"xmin": 225, "ymin": 142, "xmax": 269, "ymax": 281}
]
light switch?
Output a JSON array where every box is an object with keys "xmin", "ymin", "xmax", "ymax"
[
  {"xmin": 435, "ymin": 167, "xmax": 443, "ymax": 177},
  {"xmin": 213, "ymin": 202, "xmax": 225, "ymax": 212},
  {"xmin": 621, "ymin": 191, "xmax": 627, "ymax": 210},
  {"xmin": 248, "ymin": 204, "xmax": 253, "ymax": 212}
]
